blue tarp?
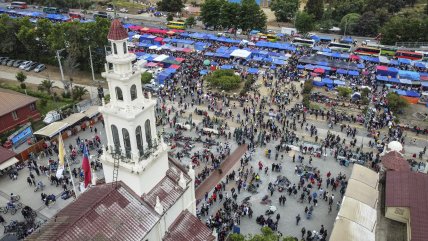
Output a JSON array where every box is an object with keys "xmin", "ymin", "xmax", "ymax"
[
  {"xmin": 311, "ymin": 35, "xmax": 320, "ymax": 42},
  {"xmin": 399, "ymin": 70, "xmax": 420, "ymax": 81},
  {"xmin": 395, "ymin": 90, "xmax": 420, "ymax": 97},
  {"xmin": 248, "ymin": 68, "xmax": 259, "ymax": 74},
  {"xmin": 399, "ymin": 79, "xmax": 413, "ymax": 85},
  {"xmin": 273, "ymin": 59, "xmax": 286, "ymax": 65},
  {"xmin": 337, "ymin": 69, "xmax": 347, "ymax": 74},
  {"xmin": 421, "ymin": 82, "xmax": 428, "ymax": 87},
  {"xmin": 322, "ymin": 78, "xmax": 333, "ymax": 84},
  {"xmin": 304, "ymin": 64, "xmax": 314, "ymax": 70},
  {"xmin": 348, "ymin": 70, "xmax": 359, "ymax": 76},
  {"xmin": 357, "ymin": 63, "xmax": 365, "ymax": 69},
  {"xmin": 221, "ymin": 65, "xmax": 233, "ymax": 70},
  {"xmin": 414, "ymin": 62, "xmax": 427, "ymax": 68},
  {"xmin": 313, "ymin": 81, "xmax": 324, "ymax": 87},
  {"xmin": 199, "ymin": 70, "xmax": 208, "ymax": 75},
  {"xmin": 334, "ymin": 80, "xmax": 346, "ymax": 86},
  {"xmin": 398, "ymin": 58, "xmax": 411, "ymax": 65},
  {"xmin": 319, "ymin": 36, "xmax": 332, "ymax": 42},
  {"xmin": 341, "ymin": 37, "xmax": 353, "ymax": 44},
  {"xmin": 297, "ymin": 64, "xmax": 305, "ymax": 69},
  {"xmin": 376, "ymin": 75, "xmax": 400, "ymax": 84},
  {"xmin": 389, "ymin": 60, "xmax": 399, "ymax": 65}
]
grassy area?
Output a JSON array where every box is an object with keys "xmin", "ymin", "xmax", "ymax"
[
  {"xmin": 36, "ymin": 99, "xmax": 72, "ymax": 116},
  {"xmin": 111, "ymin": 0, "xmax": 146, "ymax": 10}
]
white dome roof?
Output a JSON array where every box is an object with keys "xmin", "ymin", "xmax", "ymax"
[{"xmin": 388, "ymin": 141, "xmax": 403, "ymax": 152}]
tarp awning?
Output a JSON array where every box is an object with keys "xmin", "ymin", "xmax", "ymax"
[
  {"xmin": 230, "ymin": 49, "xmax": 251, "ymax": 59},
  {"xmin": 338, "ymin": 196, "xmax": 377, "ymax": 231},
  {"xmin": 345, "ymin": 179, "xmax": 378, "ymax": 208},
  {"xmin": 83, "ymin": 106, "xmax": 100, "ymax": 118},
  {"xmin": 0, "ymin": 157, "xmax": 19, "ymax": 171},
  {"xmin": 34, "ymin": 122, "xmax": 69, "ymax": 138},
  {"xmin": 329, "ymin": 217, "xmax": 375, "ymax": 241},
  {"xmin": 350, "ymin": 164, "xmax": 379, "ymax": 189},
  {"xmin": 62, "ymin": 113, "xmax": 86, "ymax": 126}
]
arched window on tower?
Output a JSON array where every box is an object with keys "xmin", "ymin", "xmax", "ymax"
[
  {"xmin": 136, "ymin": 126, "xmax": 144, "ymax": 157},
  {"xmin": 111, "ymin": 125, "xmax": 120, "ymax": 152},
  {"xmin": 122, "ymin": 128, "xmax": 131, "ymax": 158},
  {"xmin": 115, "ymin": 87, "xmax": 123, "ymax": 101},
  {"xmin": 130, "ymin": 85, "xmax": 137, "ymax": 101},
  {"xmin": 123, "ymin": 42, "xmax": 127, "ymax": 54},
  {"xmin": 113, "ymin": 43, "xmax": 117, "ymax": 55},
  {"xmin": 145, "ymin": 119, "xmax": 152, "ymax": 149}
]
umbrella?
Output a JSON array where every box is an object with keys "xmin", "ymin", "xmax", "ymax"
[
  {"xmin": 314, "ymin": 68, "xmax": 325, "ymax": 74},
  {"xmin": 203, "ymin": 60, "xmax": 211, "ymax": 66}
]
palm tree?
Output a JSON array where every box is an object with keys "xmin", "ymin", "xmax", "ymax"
[
  {"xmin": 72, "ymin": 86, "xmax": 88, "ymax": 100},
  {"xmin": 38, "ymin": 79, "xmax": 54, "ymax": 95}
]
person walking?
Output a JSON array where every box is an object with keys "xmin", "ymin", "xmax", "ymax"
[
  {"xmin": 296, "ymin": 214, "xmax": 301, "ymax": 225},
  {"xmin": 301, "ymin": 227, "xmax": 306, "ymax": 239}
]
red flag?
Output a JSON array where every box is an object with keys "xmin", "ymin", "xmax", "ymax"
[{"xmin": 82, "ymin": 144, "xmax": 92, "ymax": 188}]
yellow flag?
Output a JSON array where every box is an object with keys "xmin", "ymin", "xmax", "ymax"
[{"xmin": 58, "ymin": 134, "xmax": 65, "ymax": 166}]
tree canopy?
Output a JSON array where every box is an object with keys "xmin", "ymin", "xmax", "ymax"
[
  {"xmin": 295, "ymin": 11, "xmax": 314, "ymax": 34},
  {"xmin": 206, "ymin": 70, "xmax": 241, "ymax": 91},
  {"xmin": 270, "ymin": 0, "xmax": 299, "ymax": 22},
  {"xmin": 305, "ymin": 0, "xmax": 324, "ymax": 20},
  {"xmin": 156, "ymin": 0, "xmax": 185, "ymax": 13},
  {"xmin": 200, "ymin": 0, "xmax": 266, "ymax": 31},
  {"xmin": 386, "ymin": 92, "xmax": 408, "ymax": 113}
]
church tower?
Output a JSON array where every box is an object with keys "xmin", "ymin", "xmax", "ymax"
[{"xmin": 99, "ymin": 19, "xmax": 169, "ymax": 196}]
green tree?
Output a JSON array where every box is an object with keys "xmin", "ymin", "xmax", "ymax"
[
  {"xmin": 355, "ymin": 11, "xmax": 379, "ymax": 36},
  {"xmin": 0, "ymin": 15, "xmax": 21, "ymax": 55},
  {"xmin": 337, "ymin": 86, "xmax": 352, "ymax": 98},
  {"xmin": 319, "ymin": 8, "xmax": 334, "ymax": 32},
  {"xmin": 141, "ymin": 72, "xmax": 153, "ymax": 84},
  {"xmin": 185, "ymin": 16, "xmax": 196, "ymax": 28},
  {"xmin": 305, "ymin": 0, "xmax": 324, "ymax": 20},
  {"xmin": 270, "ymin": 0, "xmax": 299, "ymax": 22},
  {"xmin": 200, "ymin": 0, "xmax": 223, "ymax": 29},
  {"xmin": 16, "ymin": 71, "xmax": 27, "ymax": 89},
  {"xmin": 374, "ymin": 8, "xmax": 390, "ymax": 26},
  {"xmin": 386, "ymin": 92, "xmax": 408, "ymax": 113},
  {"xmin": 339, "ymin": 13, "xmax": 361, "ymax": 35},
  {"xmin": 295, "ymin": 11, "xmax": 314, "ymax": 34},
  {"xmin": 166, "ymin": 13, "xmax": 174, "ymax": 21},
  {"xmin": 206, "ymin": 70, "xmax": 241, "ymax": 91},
  {"xmin": 220, "ymin": 2, "xmax": 241, "ymax": 29},
  {"xmin": 38, "ymin": 79, "xmax": 54, "ymax": 95},
  {"xmin": 157, "ymin": 0, "xmax": 184, "ymax": 12},
  {"xmin": 238, "ymin": 0, "xmax": 267, "ymax": 32},
  {"xmin": 331, "ymin": 0, "xmax": 364, "ymax": 22},
  {"xmin": 72, "ymin": 86, "xmax": 88, "ymax": 100},
  {"xmin": 380, "ymin": 16, "xmax": 428, "ymax": 45}
]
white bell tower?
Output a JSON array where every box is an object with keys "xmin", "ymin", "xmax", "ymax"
[{"xmin": 99, "ymin": 19, "xmax": 169, "ymax": 196}]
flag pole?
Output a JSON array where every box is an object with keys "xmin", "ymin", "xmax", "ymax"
[
  {"xmin": 58, "ymin": 132, "xmax": 79, "ymax": 198},
  {"xmin": 65, "ymin": 154, "xmax": 79, "ymax": 198}
]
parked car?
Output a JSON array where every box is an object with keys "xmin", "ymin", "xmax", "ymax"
[
  {"xmin": 6, "ymin": 59, "xmax": 15, "ymax": 66},
  {"xmin": 25, "ymin": 62, "xmax": 38, "ymax": 71},
  {"xmin": 143, "ymin": 84, "xmax": 159, "ymax": 92},
  {"xmin": 119, "ymin": 8, "xmax": 128, "ymax": 13},
  {"xmin": 137, "ymin": 9, "xmax": 146, "ymax": 14},
  {"xmin": 106, "ymin": 7, "xmax": 114, "ymax": 12},
  {"xmin": 13, "ymin": 60, "xmax": 24, "ymax": 67},
  {"xmin": 43, "ymin": 111, "xmax": 61, "ymax": 124},
  {"xmin": 154, "ymin": 12, "xmax": 162, "ymax": 17},
  {"xmin": 19, "ymin": 61, "xmax": 32, "ymax": 70},
  {"xmin": 0, "ymin": 57, "xmax": 9, "ymax": 64},
  {"xmin": 1, "ymin": 58, "xmax": 10, "ymax": 65},
  {"xmin": 34, "ymin": 64, "xmax": 46, "ymax": 73},
  {"xmin": 94, "ymin": 11, "xmax": 109, "ymax": 19}
]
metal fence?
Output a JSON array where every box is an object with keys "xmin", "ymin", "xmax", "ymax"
[{"xmin": 395, "ymin": 42, "xmax": 428, "ymax": 49}]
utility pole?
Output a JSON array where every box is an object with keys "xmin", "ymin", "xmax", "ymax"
[
  {"xmin": 89, "ymin": 46, "xmax": 95, "ymax": 82},
  {"xmin": 56, "ymin": 49, "xmax": 65, "ymax": 83}
]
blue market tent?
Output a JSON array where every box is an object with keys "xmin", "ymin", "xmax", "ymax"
[
  {"xmin": 221, "ymin": 65, "xmax": 233, "ymax": 70},
  {"xmin": 389, "ymin": 60, "xmax": 399, "ymax": 66},
  {"xmin": 319, "ymin": 36, "xmax": 332, "ymax": 42},
  {"xmin": 313, "ymin": 81, "xmax": 324, "ymax": 87},
  {"xmin": 273, "ymin": 59, "xmax": 286, "ymax": 65},
  {"xmin": 248, "ymin": 68, "xmax": 259, "ymax": 74},
  {"xmin": 399, "ymin": 70, "xmax": 420, "ymax": 81},
  {"xmin": 297, "ymin": 65, "xmax": 305, "ymax": 69},
  {"xmin": 395, "ymin": 90, "xmax": 420, "ymax": 97},
  {"xmin": 357, "ymin": 63, "xmax": 365, "ymax": 69},
  {"xmin": 216, "ymin": 46, "xmax": 229, "ymax": 53},
  {"xmin": 399, "ymin": 79, "xmax": 413, "ymax": 85},
  {"xmin": 304, "ymin": 64, "xmax": 314, "ymax": 70},
  {"xmin": 341, "ymin": 37, "xmax": 353, "ymax": 44},
  {"xmin": 398, "ymin": 58, "xmax": 411, "ymax": 65},
  {"xmin": 414, "ymin": 62, "xmax": 427, "ymax": 69},
  {"xmin": 199, "ymin": 70, "xmax": 208, "ymax": 75},
  {"xmin": 204, "ymin": 52, "xmax": 214, "ymax": 56},
  {"xmin": 322, "ymin": 78, "xmax": 333, "ymax": 85},
  {"xmin": 421, "ymin": 82, "xmax": 428, "ymax": 87},
  {"xmin": 337, "ymin": 69, "xmax": 347, "ymax": 74},
  {"xmin": 311, "ymin": 35, "xmax": 320, "ymax": 42},
  {"xmin": 348, "ymin": 70, "xmax": 359, "ymax": 76}
]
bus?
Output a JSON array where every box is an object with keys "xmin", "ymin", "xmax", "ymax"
[
  {"xmin": 415, "ymin": 51, "xmax": 428, "ymax": 61},
  {"xmin": 166, "ymin": 21, "xmax": 186, "ymax": 30},
  {"xmin": 327, "ymin": 42, "xmax": 352, "ymax": 52},
  {"xmin": 354, "ymin": 46, "xmax": 381, "ymax": 56},
  {"xmin": 379, "ymin": 46, "xmax": 397, "ymax": 57},
  {"xmin": 292, "ymin": 38, "xmax": 315, "ymax": 48},
  {"xmin": 10, "ymin": 1, "xmax": 28, "ymax": 9},
  {"xmin": 266, "ymin": 34, "xmax": 279, "ymax": 42},
  {"xmin": 395, "ymin": 50, "xmax": 423, "ymax": 61},
  {"xmin": 43, "ymin": 7, "xmax": 60, "ymax": 14}
]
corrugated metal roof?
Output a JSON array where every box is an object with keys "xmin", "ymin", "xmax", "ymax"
[
  {"xmin": 27, "ymin": 182, "xmax": 160, "ymax": 241},
  {"xmin": 163, "ymin": 210, "xmax": 215, "ymax": 241},
  {"xmin": 0, "ymin": 88, "xmax": 38, "ymax": 116},
  {"xmin": 386, "ymin": 171, "xmax": 428, "ymax": 241},
  {"xmin": 381, "ymin": 151, "xmax": 410, "ymax": 171}
]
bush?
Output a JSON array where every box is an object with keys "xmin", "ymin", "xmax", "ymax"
[
  {"xmin": 20, "ymin": 83, "xmax": 26, "ymax": 89},
  {"xmin": 302, "ymin": 79, "xmax": 313, "ymax": 94},
  {"xmin": 141, "ymin": 72, "xmax": 153, "ymax": 84},
  {"xmin": 206, "ymin": 70, "xmax": 241, "ymax": 91},
  {"xmin": 40, "ymin": 99, "xmax": 48, "ymax": 107},
  {"xmin": 302, "ymin": 94, "xmax": 310, "ymax": 107},
  {"xmin": 337, "ymin": 86, "xmax": 352, "ymax": 98}
]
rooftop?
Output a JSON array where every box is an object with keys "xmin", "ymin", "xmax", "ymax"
[
  {"xmin": 385, "ymin": 171, "xmax": 428, "ymax": 241},
  {"xmin": 380, "ymin": 151, "xmax": 410, "ymax": 172},
  {"xmin": 0, "ymin": 88, "xmax": 38, "ymax": 117},
  {"xmin": 163, "ymin": 210, "xmax": 215, "ymax": 241},
  {"xmin": 26, "ymin": 182, "xmax": 160, "ymax": 241},
  {"xmin": 107, "ymin": 19, "xmax": 129, "ymax": 41},
  {"xmin": 0, "ymin": 146, "xmax": 16, "ymax": 164}
]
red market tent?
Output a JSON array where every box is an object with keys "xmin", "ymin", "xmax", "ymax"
[
  {"xmin": 175, "ymin": 58, "xmax": 185, "ymax": 63},
  {"xmin": 314, "ymin": 68, "xmax": 325, "ymax": 74},
  {"xmin": 170, "ymin": 64, "xmax": 180, "ymax": 69}
]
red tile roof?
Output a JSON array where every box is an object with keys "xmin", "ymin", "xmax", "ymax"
[
  {"xmin": 163, "ymin": 210, "xmax": 215, "ymax": 241},
  {"xmin": 0, "ymin": 146, "xmax": 16, "ymax": 164},
  {"xmin": 385, "ymin": 171, "xmax": 428, "ymax": 241},
  {"xmin": 381, "ymin": 151, "xmax": 410, "ymax": 172},
  {"xmin": 107, "ymin": 19, "xmax": 128, "ymax": 40},
  {"xmin": 143, "ymin": 162, "xmax": 191, "ymax": 210},
  {"xmin": 26, "ymin": 182, "xmax": 160, "ymax": 241},
  {"xmin": 0, "ymin": 88, "xmax": 38, "ymax": 117}
]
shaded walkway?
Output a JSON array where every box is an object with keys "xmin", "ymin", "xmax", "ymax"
[{"xmin": 195, "ymin": 144, "xmax": 248, "ymax": 201}]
